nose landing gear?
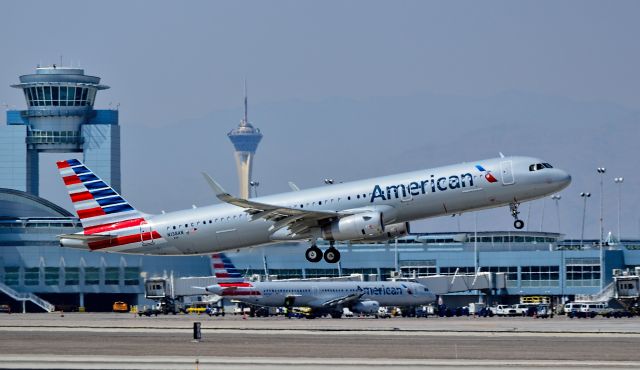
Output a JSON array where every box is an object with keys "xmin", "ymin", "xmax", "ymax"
[
  {"xmin": 509, "ymin": 202, "xmax": 525, "ymax": 229},
  {"xmin": 304, "ymin": 241, "xmax": 341, "ymax": 263}
]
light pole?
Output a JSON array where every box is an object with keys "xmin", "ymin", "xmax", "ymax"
[
  {"xmin": 580, "ymin": 192, "xmax": 591, "ymax": 249},
  {"xmin": 614, "ymin": 177, "xmax": 624, "ymax": 242},
  {"xmin": 551, "ymin": 195, "xmax": 562, "ymax": 233},
  {"xmin": 597, "ymin": 167, "xmax": 606, "ymax": 291},
  {"xmin": 249, "ymin": 181, "xmax": 260, "ymax": 198},
  {"xmin": 540, "ymin": 197, "xmax": 547, "ymax": 232}
]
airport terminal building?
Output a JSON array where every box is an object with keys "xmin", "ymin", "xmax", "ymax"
[{"xmin": 2, "ymin": 187, "xmax": 639, "ymax": 311}]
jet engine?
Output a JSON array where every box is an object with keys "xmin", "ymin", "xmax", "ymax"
[
  {"xmin": 204, "ymin": 284, "xmax": 224, "ymax": 295},
  {"xmin": 364, "ymin": 222, "xmax": 410, "ymax": 242},
  {"xmin": 321, "ymin": 212, "xmax": 384, "ymax": 241},
  {"xmin": 351, "ymin": 300, "xmax": 380, "ymax": 314}
]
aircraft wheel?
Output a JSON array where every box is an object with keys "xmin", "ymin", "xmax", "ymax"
[
  {"xmin": 514, "ymin": 219, "xmax": 525, "ymax": 229},
  {"xmin": 305, "ymin": 245, "xmax": 323, "ymax": 263},
  {"xmin": 324, "ymin": 247, "xmax": 341, "ymax": 264}
]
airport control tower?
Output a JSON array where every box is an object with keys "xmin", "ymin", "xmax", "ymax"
[
  {"xmin": 227, "ymin": 88, "xmax": 262, "ymax": 199},
  {"xmin": 0, "ymin": 66, "xmax": 120, "ymax": 195}
]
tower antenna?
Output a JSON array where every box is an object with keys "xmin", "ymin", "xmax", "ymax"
[{"xmin": 243, "ymin": 78, "xmax": 248, "ymax": 124}]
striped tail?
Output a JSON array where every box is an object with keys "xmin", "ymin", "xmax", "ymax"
[
  {"xmin": 56, "ymin": 159, "xmax": 149, "ymax": 240},
  {"xmin": 211, "ymin": 253, "xmax": 248, "ymax": 285}
]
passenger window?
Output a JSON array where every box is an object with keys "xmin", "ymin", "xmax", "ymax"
[
  {"xmin": 173, "ymin": 226, "xmax": 176, "ymax": 230},
  {"xmin": 348, "ymin": 196, "xmax": 351, "ymax": 200},
  {"xmin": 318, "ymin": 201, "xmax": 322, "ymax": 205},
  {"xmin": 357, "ymin": 194, "xmax": 360, "ymax": 199}
]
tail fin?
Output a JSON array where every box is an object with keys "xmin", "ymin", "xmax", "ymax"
[
  {"xmin": 211, "ymin": 253, "xmax": 246, "ymax": 283},
  {"xmin": 56, "ymin": 159, "xmax": 145, "ymax": 234}
]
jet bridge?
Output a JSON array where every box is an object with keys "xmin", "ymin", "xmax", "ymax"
[{"xmin": 394, "ymin": 270, "xmax": 507, "ymax": 295}]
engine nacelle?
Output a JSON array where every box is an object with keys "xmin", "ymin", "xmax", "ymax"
[
  {"xmin": 351, "ymin": 300, "xmax": 380, "ymax": 314},
  {"xmin": 204, "ymin": 284, "xmax": 224, "ymax": 295},
  {"xmin": 364, "ymin": 222, "xmax": 410, "ymax": 242},
  {"xmin": 321, "ymin": 212, "xmax": 384, "ymax": 241}
]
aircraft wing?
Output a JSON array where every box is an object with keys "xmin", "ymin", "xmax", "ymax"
[
  {"xmin": 318, "ymin": 292, "xmax": 364, "ymax": 307},
  {"xmin": 202, "ymin": 173, "xmax": 351, "ymax": 236}
]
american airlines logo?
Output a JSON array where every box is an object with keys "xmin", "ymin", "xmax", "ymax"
[{"xmin": 370, "ymin": 164, "xmax": 495, "ymax": 203}]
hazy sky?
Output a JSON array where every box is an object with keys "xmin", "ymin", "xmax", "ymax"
[{"xmin": 1, "ymin": 1, "xmax": 638, "ymax": 238}]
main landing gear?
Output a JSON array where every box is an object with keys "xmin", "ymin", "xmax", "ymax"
[
  {"xmin": 305, "ymin": 242, "xmax": 341, "ymax": 264},
  {"xmin": 509, "ymin": 201, "xmax": 525, "ymax": 230}
]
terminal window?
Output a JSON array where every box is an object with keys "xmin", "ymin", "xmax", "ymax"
[
  {"xmin": 65, "ymin": 267, "xmax": 80, "ymax": 286},
  {"xmin": 520, "ymin": 266, "xmax": 559, "ymax": 287},
  {"xmin": 44, "ymin": 267, "xmax": 59, "ymax": 286},
  {"xmin": 105, "ymin": 267, "xmax": 120, "ymax": 285},
  {"xmin": 24, "ymin": 267, "xmax": 40, "ymax": 286},
  {"xmin": 439, "ymin": 267, "xmax": 475, "ymax": 275},
  {"xmin": 305, "ymin": 269, "xmax": 340, "ymax": 278},
  {"xmin": 84, "ymin": 267, "xmax": 100, "ymax": 285},
  {"xmin": 566, "ymin": 264, "xmax": 600, "ymax": 287},
  {"xmin": 269, "ymin": 269, "xmax": 303, "ymax": 279},
  {"xmin": 124, "ymin": 267, "xmax": 140, "ymax": 286},
  {"xmin": 3, "ymin": 267, "xmax": 19, "ymax": 286}
]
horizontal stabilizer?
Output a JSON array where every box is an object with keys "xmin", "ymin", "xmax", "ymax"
[{"xmin": 58, "ymin": 233, "xmax": 115, "ymax": 242}]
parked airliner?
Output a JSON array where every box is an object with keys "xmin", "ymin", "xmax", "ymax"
[
  {"xmin": 56, "ymin": 155, "xmax": 571, "ymax": 263},
  {"xmin": 201, "ymin": 253, "xmax": 435, "ymax": 318}
]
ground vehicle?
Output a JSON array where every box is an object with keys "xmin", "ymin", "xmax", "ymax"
[
  {"xmin": 534, "ymin": 304, "xmax": 551, "ymax": 318},
  {"xmin": 0, "ymin": 304, "xmax": 10, "ymax": 313},
  {"xmin": 563, "ymin": 302, "xmax": 581, "ymax": 315},
  {"xmin": 112, "ymin": 301, "xmax": 128, "ymax": 313},
  {"xmin": 513, "ymin": 304, "xmax": 533, "ymax": 316},
  {"xmin": 579, "ymin": 302, "xmax": 610, "ymax": 316},
  {"xmin": 494, "ymin": 305, "xmax": 518, "ymax": 316},
  {"xmin": 206, "ymin": 306, "xmax": 225, "ymax": 317},
  {"xmin": 186, "ymin": 302, "xmax": 209, "ymax": 314},
  {"xmin": 233, "ymin": 306, "xmax": 251, "ymax": 315},
  {"xmin": 377, "ymin": 307, "xmax": 391, "ymax": 318},
  {"xmin": 138, "ymin": 303, "xmax": 162, "ymax": 317}
]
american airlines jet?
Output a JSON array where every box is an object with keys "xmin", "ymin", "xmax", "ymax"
[
  {"xmin": 57, "ymin": 155, "xmax": 571, "ymax": 263},
  {"xmin": 201, "ymin": 253, "xmax": 435, "ymax": 318}
]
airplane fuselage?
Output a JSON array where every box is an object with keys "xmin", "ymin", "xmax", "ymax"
[
  {"xmin": 214, "ymin": 281, "xmax": 435, "ymax": 309},
  {"xmin": 63, "ymin": 156, "xmax": 571, "ymax": 255}
]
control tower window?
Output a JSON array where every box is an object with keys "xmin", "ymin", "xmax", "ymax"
[
  {"xmin": 59, "ymin": 86, "xmax": 67, "ymax": 106},
  {"xmin": 81, "ymin": 88, "xmax": 88, "ymax": 105},
  {"xmin": 44, "ymin": 86, "xmax": 51, "ymax": 103},
  {"xmin": 52, "ymin": 86, "xmax": 59, "ymax": 106},
  {"xmin": 68, "ymin": 87, "xmax": 75, "ymax": 106},
  {"xmin": 36, "ymin": 86, "xmax": 43, "ymax": 104}
]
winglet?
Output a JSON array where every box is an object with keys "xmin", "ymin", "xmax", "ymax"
[
  {"xmin": 288, "ymin": 181, "xmax": 300, "ymax": 192},
  {"xmin": 202, "ymin": 173, "xmax": 232, "ymax": 201}
]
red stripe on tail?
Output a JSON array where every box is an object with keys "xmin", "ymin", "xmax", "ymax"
[
  {"xmin": 63, "ymin": 175, "xmax": 82, "ymax": 186},
  {"xmin": 77, "ymin": 207, "xmax": 106, "ymax": 219},
  {"xmin": 70, "ymin": 191, "xmax": 94, "ymax": 203},
  {"xmin": 56, "ymin": 161, "xmax": 71, "ymax": 169}
]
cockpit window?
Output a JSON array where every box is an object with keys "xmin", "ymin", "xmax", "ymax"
[{"xmin": 529, "ymin": 163, "xmax": 553, "ymax": 171}]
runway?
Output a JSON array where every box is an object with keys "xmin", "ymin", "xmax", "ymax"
[{"xmin": 1, "ymin": 313, "xmax": 640, "ymax": 369}]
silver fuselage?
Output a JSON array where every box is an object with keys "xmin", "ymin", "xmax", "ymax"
[
  {"xmin": 216, "ymin": 281, "xmax": 435, "ymax": 309},
  {"xmin": 93, "ymin": 156, "xmax": 571, "ymax": 254}
]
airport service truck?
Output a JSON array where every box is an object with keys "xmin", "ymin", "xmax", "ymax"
[{"xmin": 144, "ymin": 276, "xmax": 220, "ymax": 314}]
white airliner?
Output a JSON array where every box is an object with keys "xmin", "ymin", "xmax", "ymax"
[
  {"xmin": 201, "ymin": 253, "xmax": 435, "ymax": 318},
  {"xmin": 57, "ymin": 155, "xmax": 571, "ymax": 263}
]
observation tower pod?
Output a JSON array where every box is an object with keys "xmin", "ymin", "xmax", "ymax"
[
  {"xmin": 1, "ymin": 65, "xmax": 120, "ymax": 195},
  {"xmin": 227, "ymin": 89, "xmax": 262, "ymax": 199}
]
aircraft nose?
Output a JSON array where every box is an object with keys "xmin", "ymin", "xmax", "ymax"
[{"xmin": 555, "ymin": 170, "xmax": 572, "ymax": 189}]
